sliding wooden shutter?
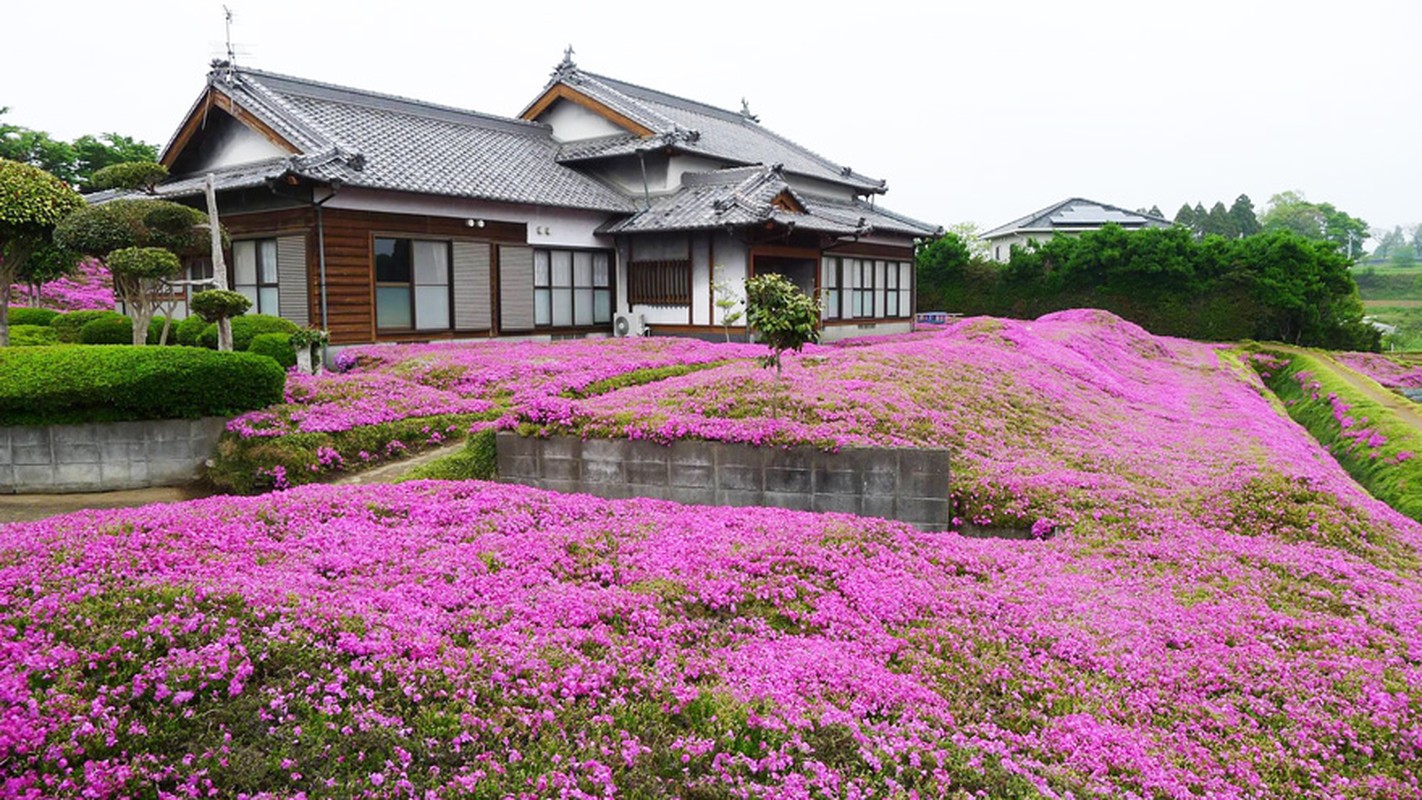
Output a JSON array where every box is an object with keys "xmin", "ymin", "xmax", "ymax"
[
  {"xmin": 499, "ymin": 245, "xmax": 534, "ymax": 332},
  {"xmin": 276, "ymin": 235, "xmax": 309, "ymax": 326}
]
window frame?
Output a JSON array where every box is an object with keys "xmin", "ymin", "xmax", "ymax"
[
  {"xmin": 533, "ymin": 246, "xmax": 615, "ymax": 330},
  {"xmin": 373, "ymin": 235, "xmax": 454, "ymax": 333},
  {"xmin": 232, "ymin": 238, "xmax": 280, "ymax": 316},
  {"xmin": 822, "ymin": 255, "xmax": 914, "ymax": 322}
]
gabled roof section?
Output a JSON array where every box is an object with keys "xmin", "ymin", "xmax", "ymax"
[
  {"xmin": 155, "ymin": 63, "xmax": 634, "ymax": 213},
  {"xmin": 982, "ymin": 198, "xmax": 1173, "ymax": 240},
  {"xmin": 521, "ymin": 53, "xmax": 888, "ymax": 195},
  {"xmin": 601, "ymin": 165, "xmax": 939, "ymax": 237}
]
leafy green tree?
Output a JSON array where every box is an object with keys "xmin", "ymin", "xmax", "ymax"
[
  {"xmin": 73, "ymin": 134, "xmax": 159, "ymax": 186},
  {"xmin": 744, "ymin": 273, "xmax": 820, "ymax": 378},
  {"xmin": 1147, "ymin": 205, "xmax": 1164, "ymax": 219},
  {"xmin": 1260, "ymin": 191, "xmax": 1368, "ymax": 259},
  {"xmin": 1228, "ymin": 195, "xmax": 1260, "ymax": 238},
  {"xmin": 916, "ymin": 232, "xmax": 973, "ymax": 311},
  {"xmin": 0, "ymin": 158, "xmax": 85, "ymax": 345},
  {"xmin": 88, "ymin": 161, "xmax": 168, "ymax": 193},
  {"xmin": 1371, "ymin": 225, "xmax": 1406, "ymax": 260}
]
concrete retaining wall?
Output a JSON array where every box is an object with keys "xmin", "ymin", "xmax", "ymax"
[
  {"xmin": 496, "ymin": 432, "xmax": 951, "ymax": 530},
  {"xmin": 0, "ymin": 418, "xmax": 228, "ymax": 493}
]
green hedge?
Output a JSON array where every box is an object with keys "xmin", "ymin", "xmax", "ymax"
[
  {"xmin": 249, "ymin": 332, "xmax": 296, "ymax": 369},
  {"xmin": 8, "ymin": 324, "xmax": 59, "ymax": 347},
  {"xmin": 0, "ymin": 346, "xmax": 286, "ymax": 426},
  {"xmin": 176, "ymin": 314, "xmax": 208, "ymax": 347},
  {"xmin": 52, "ymin": 310, "xmax": 123, "ymax": 343},
  {"xmin": 199, "ymin": 314, "xmax": 299, "ymax": 351},
  {"xmin": 7, "ymin": 308, "xmax": 59, "ymax": 327},
  {"xmin": 1255, "ymin": 349, "xmax": 1422, "ymax": 522},
  {"xmin": 79, "ymin": 314, "xmax": 135, "ymax": 345}
]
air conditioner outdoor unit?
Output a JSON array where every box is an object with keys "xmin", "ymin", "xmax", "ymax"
[{"xmin": 613, "ymin": 313, "xmax": 647, "ymax": 338}]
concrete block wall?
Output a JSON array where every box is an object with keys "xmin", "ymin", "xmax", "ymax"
[
  {"xmin": 496, "ymin": 433, "xmax": 951, "ymax": 530},
  {"xmin": 0, "ymin": 418, "xmax": 228, "ymax": 493}
]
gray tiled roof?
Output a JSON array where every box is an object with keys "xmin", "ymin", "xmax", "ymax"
[
  {"xmin": 157, "ymin": 67, "xmax": 634, "ymax": 212},
  {"xmin": 982, "ymin": 197, "xmax": 1172, "ymax": 239},
  {"xmin": 532, "ymin": 67, "xmax": 888, "ymax": 194},
  {"xmin": 602, "ymin": 166, "xmax": 939, "ymax": 237}
]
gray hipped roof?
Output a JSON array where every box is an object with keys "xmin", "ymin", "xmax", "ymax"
[
  {"xmin": 982, "ymin": 198, "xmax": 1173, "ymax": 240},
  {"xmin": 602, "ymin": 165, "xmax": 940, "ymax": 237},
  {"xmin": 526, "ymin": 59, "xmax": 889, "ymax": 195},
  {"xmin": 153, "ymin": 66, "xmax": 634, "ymax": 212}
]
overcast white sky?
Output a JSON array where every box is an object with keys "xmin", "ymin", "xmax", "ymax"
[{"xmin": 4, "ymin": 1, "xmax": 1418, "ymax": 235}]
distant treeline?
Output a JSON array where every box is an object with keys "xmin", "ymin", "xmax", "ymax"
[{"xmin": 917, "ymin": 225, "xmax": 1379, "ymax": 351}]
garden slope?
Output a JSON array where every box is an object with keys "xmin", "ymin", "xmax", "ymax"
[{"xmin": 5, "ymin": 310, "xmax": 1422, "ymax": 798}]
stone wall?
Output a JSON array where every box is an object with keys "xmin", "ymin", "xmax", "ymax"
[
  {"xmin": 496, "ymin": 433, "xmax": 951, "ymax": 530},
  {"xmin": 0, "ymin": 418, "xmax": 228, "ymax": 493}
]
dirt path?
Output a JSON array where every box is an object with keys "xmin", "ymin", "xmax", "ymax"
[
  {"xmin": 331, "ymin": 440, "xmax": 468, "ymax": 485},
  {"xmin": 0, "ymin": 485, "xmax": 215, "ymax": 525},
  {"xmin": 1269, "ymin": 344, "xmax": 1422, "ymax": 432}
]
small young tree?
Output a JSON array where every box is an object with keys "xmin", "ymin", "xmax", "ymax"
[
  {"xmin": 0, "ymin": 158, "xmax": 85, "ymax": 346},
  {"xmin": 106, "ymin": 247, "xmax": 182, "ymax": 345},
  {"xmin": 744, "ymin": 273, "xmax": 820, "ymax": 377},
  {"xmin": 19, "ymin": 243, "xmax": 82, "ymax": 307},
  {"xmin": 190, "ymin": 289, "xmax": 251, "ymax": 352},
  {"xmin": 711, "ymin": 264, "xmax": 744, "ymax": 342}
]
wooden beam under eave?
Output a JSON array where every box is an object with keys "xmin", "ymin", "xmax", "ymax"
[
  {"xmin": 520, "ymin": 84, "xmax": 656, "ymax": 138},
  {"xmin": 160, "ymin": 88, "xmax": 301, "ymax": 169}
]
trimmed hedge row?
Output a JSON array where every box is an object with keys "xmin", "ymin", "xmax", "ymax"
[
  {"xmin": 1255, "ymin": 349, "xmax": 1422, "ymax": 522},
  {"xmin": 0, "ymin": 346, "xmax": 286, "ymax": 426},
  {"xmin": 6, "ymin": 308, "xmax": 59, "ymax": 327}
]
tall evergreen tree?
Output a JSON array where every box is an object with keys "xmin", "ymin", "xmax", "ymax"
[
  {"xmin": 1228, "ymin": 194, "xmax": 1260, "ymax": 238},
  {"xmin": 1174, "ymin": 203, "xmax": 1196, "ymax": 231},
  {"xmin": 1147, "ymin": 205, "xmax": 1164, "ymax": 219},
  {"xmin": 1192, "ymin": 203, "xmax": 1208, "ymax": 237},
  {"xmin": 1206, "ymin": 202, "xmax": 1232, "ymax": 238}
]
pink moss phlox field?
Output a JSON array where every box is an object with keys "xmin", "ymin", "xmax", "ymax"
[
  {"xmin": 9, "ymin": 258, "xmax": 115, "ymax": 310},
  {"xmin": 227, "ymin": 338, "xmax": 766, "ymax": 439},
  {"xmin": 528, "ymin": 310, "xmax": 1419, "ymax": 533},
  {"xmin": 4, "ymin": 480, "xmax": 1421, "ymax": 798},
  {"xmin": 1334, "ymin": 352, "xmax": 1422, "ymax": 389}
]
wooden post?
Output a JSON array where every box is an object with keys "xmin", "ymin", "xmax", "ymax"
[{"xmin": 204, "ymin": 173, "xmax": 233, "ymax": 351}]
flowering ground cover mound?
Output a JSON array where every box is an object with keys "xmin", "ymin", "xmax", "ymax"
[
  {"xmin": 212, "ymin": 338, "xmax": 764, "ymax": 492},
  {"xmin": 1334, "ymin": 351, "xmax": 1422, "ymax": 389},
  {"xmin": 9, "ymin": 258, "xmax": 115, "ymax": 311},
  {"xmin": 524, "ymin": 310, "xmax": 1421, "ymax": 546},
  {"xmin": 3, "ymin": 479, "xmax": 1420, "ymax": 799}
]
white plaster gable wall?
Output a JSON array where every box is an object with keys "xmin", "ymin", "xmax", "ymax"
[
  {"xmin": 193, "ymin": 121, "xmax": 289, "ymax": 171},
  {"xmin": 538, "ymin": 99, "xmax": 627, "ymax": 142}
]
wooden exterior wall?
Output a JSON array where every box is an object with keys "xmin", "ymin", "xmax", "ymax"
[{"xmin": 218, "ymin": 206, "xmax": 526, "ymax": 345}]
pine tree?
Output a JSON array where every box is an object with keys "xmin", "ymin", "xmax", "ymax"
[
  {"xmin": 1174, "ymin": 203, "xmax": 1196, "ymax": 231},
  {"xmin": 1206, "ymin": 202, "xmax": 1231, "ymax": 238},
  {"xmin": 1148, "ymin": 205, "xmax": 1164, "ymax": 219},
  {"xmin": 1228, "ymin": 194, "xmax": 1260, "ymax": 238}
]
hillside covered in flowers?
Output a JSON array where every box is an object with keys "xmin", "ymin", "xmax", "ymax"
[{"xmin": 4, "ymin": 311, "xmax": 1421, "ymax": 798}]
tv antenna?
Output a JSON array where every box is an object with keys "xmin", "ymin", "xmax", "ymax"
[{"xmin": 223, "ymin": 6, "xmax": 237, "ymax": 65}]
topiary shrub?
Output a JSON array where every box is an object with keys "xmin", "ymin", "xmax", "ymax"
[
  {"xmin": 87, "ymin": 161, "xmax": 169, "ymax": 193},
  {"xmin": 7, "ymin": 308, "xmax": 59, "ymax": 327},
  {"xmin": 7, "ymin": 324, "xmax": 59, "ymax": 347},
  {"xmin": 190, "ymin": 289, "xmax": 251, "ymax": 323},
  {"xmin": 199, "ymin": 314, "xmax": 299, "ymax": 351},
  {"xmin": 0, "ymin": 346, "xmax": 285, "ymax": 426},
  {"xmin": 52, "ymin": 310, "xmax": 123, "ymax": 343},
  {"xmin": 78, "ymin": 314, "xmax": 135, "ymax": 345},
  {"xmin": 176, "ymin": 314, "xmax": 208, "ymax": 347},
  {"xmin": 248, "ymin": 332, "xmax": 296, "ymax": 369}
]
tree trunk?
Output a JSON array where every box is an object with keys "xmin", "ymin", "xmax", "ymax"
[
  {"xmin": 205, "ymin": 174, "xmax": 234, "ymax": 352},
  {"xmin": 218, "ymin": 318, "xmax": 233, "ymax": 351},
  {"xmin": 0, "ymin": 280, "xmax": 11, "ymax": 348}
]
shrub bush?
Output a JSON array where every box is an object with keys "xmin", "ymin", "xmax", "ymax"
[
  {"xmin": 248, "ymin": 332, "xmax": 296, "ymax": 369},
  {"xmin": 190, "ymin": 289, "xmax": 251, "ymax": 323},
  {"xmin": 0, "ymin": 346, "xmax": 286, "ymax": 426},
  {"xmin": 7, "ymin": 324, "xmax": 59, "ymax": 347},
  {"xmin": 52, "ymin": 310, "xmax": 123, "ymax": 343},
  {"xmin": 176, "ymin": 314, "xmax": 208, "ymax": 347},
  {"xmin": 147, "ymin": 316, "xmax": 179, "ymax": 345},
  {"xmin": 7, "ymin": 308, "xmax": 59, "ymax": 327},
  {"xmin": 199, "ymin": 314, "xmax": 299, "ymax": 351},
  {"xmin": 79, "ymin": 314, "xmax": 135, "ymax": 345}
]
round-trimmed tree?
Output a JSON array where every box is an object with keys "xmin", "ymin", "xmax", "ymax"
[
  {"xmin": 106, "ymin": 246, "xmax": 183, "ymax": 345},
  {"xmin": 0, "ymin": 158, "xmax": 85, "ymax": 346},
  {"xmin": 744, "ymin": 272, "xmax": 820, "ymax": 377}
]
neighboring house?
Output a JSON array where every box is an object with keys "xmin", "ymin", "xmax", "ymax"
[
  {"xmin": 103, "ymin": 52, "xmax": 939, "ymax": 345},
  {"xmin": 980, "ymin": 198, "xmax": 1171, "ymax": 262}
]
